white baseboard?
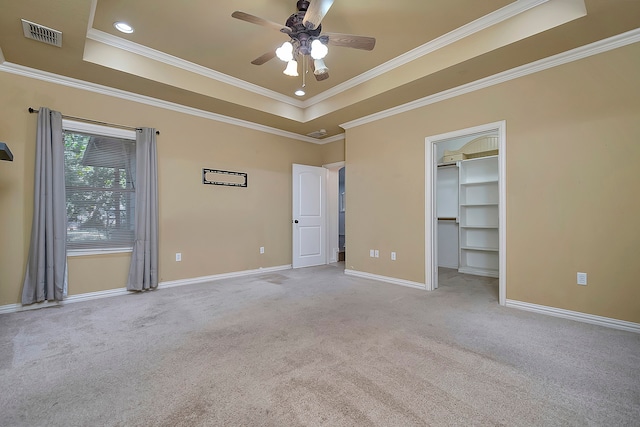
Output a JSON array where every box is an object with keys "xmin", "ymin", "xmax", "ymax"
[
  {"xmin": 506, "ymin": 299, "xmax": 640, "ymax": 333},
  {"xmin": 345, "ymin": 269, "xmax": 426, "ymax": 290},
  {"xmin": 458, "ymin": 267, "xmax": 499, "ymax": 278},
  {"xmin": 0, "ymin": 300, "xmax": 60, "ymax": 315},
  {"xmin": 0, "ymin": 264, "xmax": 292, "ymax": 315},
  {"xmin": 159, "ymin": 264, "xmax": 291, "ymax": 289},
  {"xmin": 0, "ymin": 287, "xmax": 130, "ymax": 315},
  {"xmin": 438, "ymin": 263, "xmax": 459, "ymax": 270}
]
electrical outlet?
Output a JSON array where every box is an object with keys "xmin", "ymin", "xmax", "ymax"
[
  {"xmin": 370, "ymin": 249, "xmax": 375, "ymax": 257},
  {"xmin": 260, "ymin": 247, "xmax": 265, "ymax": 254},
  {"xmin": 391, "ymin": 252, "xmax": 396, "ymax": 261},
  {"xmin": 175, "ymin": 253, "xmax": 181, "ymax": 262},
  {"xmin": 374, "ymin": 250, "xmax": 379, "ymax": 258},
  {"xmin": 577, "ymin": 272, "xmax": 587, "ymax": 285}
]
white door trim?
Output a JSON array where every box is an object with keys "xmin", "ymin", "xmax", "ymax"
[
  {"xmin": 425, "ymin": 121, "xmax": 506, "ymax": 305},
  {"xmin": 324, "ymin": 161, "xmax": 345, "ymax": 264}
]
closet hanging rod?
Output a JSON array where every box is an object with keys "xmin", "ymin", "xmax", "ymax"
[{"xmin": 27, "ymin": 108, "xmax": 160, "ymax": 135}]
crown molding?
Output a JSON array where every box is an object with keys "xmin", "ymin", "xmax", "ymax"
[
  {"xmin": 87, "ymin": 0, "xmax": 98, "ymax": 34},
  {"xmin": 302, "ymin": 0, "xmax": 549, "ymax": 107},
  {"xmin": 316, "ymin": 133, "xmax": 345, "ymax": 144},
  {"xmin": 7, "ymin": 25, "xmax": 636, "ymax": 145},
  {"xmin": 86, "ymin": 29, "xmax": 304, "ymax": 109},
  {"xmin": 0, "ymin": 61, "xmax": 341, "ymax": 144},
  {"xmin": 85, "ymin": 1, "xmax": 547, "ymax": 111},
  {"xmin": 341, "ymin": 28, "xmax": 640, "ymax": 130}
]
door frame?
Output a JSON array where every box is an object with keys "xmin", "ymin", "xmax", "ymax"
[
  {"xmin": 324, "ymin": 161, "xmax": 345, "ymax": 264},
  {"xmin": 425, "ymin": 121, "xmax": 506, "ymax": 305}
]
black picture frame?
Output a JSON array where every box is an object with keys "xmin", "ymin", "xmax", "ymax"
[{"xmin": 202, "ymin": 168, "xmax": 247, "ymax": 187}]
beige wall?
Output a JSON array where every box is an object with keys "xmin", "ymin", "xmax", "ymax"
[
  {"xmin": 319, "ymin": 138, "xmax": 345, "ymax": 166},
  {"xmin": 345, "ymin": 42, "xmax": 640, "ymax": 323},
  {"xmin": 2, "ymin": 42, "xmax": 638, "ymax": 325},
  {"xmin": 0, "ymin": 72, "xmax": 338, "ymax": 305}
]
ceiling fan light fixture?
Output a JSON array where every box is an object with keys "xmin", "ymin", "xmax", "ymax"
[
  {"xmin": 294, "ymin": 88, "xmax": 306, "ymax": 96},
  {"xmin": 313, "ymin": 58, "xmax": 329, "ymax": 75},
  {"xmin": 231, "ymin": 0, "xmax": 376, "ymax": 83},
  {"xmin": 283, "ymin": 59, "xmax": 299, "ymax": 76},
  {"xmin": 310, "ymin": 39, "xmax": 328, "ymax": 59},
  {"xmin": 275, "ymin": 41, "xmax": 294, "ymax": 62}
]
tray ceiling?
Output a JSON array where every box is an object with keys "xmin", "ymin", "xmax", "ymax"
[{"xmin": 0, "ymin": 0, "xmax": 638, "ymax": 140}]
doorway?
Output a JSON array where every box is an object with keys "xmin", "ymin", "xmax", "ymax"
[
  {"xmin": 338, "ymin": 166, "xmax": 345, "ymax": 261},
  {"xmin": 292, "ymin": 162, "xmax": 345, "ymax": 268},
  {"xmin": 324, "ymin": 161, "xmax": 345, "ymax": 265},
  {"xmin": 425, "ymin": 122, "xmax": 506, "ymax": 305},
  {"xmin": 292, "ymin": 164, "xmax": 327, "ymax": 268}
]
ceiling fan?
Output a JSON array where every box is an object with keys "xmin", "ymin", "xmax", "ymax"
[{"xmin": 232, "ymin": 0, "xmax": 376, "ymax": 84}]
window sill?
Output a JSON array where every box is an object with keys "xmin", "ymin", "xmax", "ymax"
[{"xmin": 67, "ymin": 248, "xmax": 133, "ymax": 257}]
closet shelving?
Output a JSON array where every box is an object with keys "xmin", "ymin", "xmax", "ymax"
[{"xmin": 458, "ymin": 155, "xmax": 499, "ymax": 277}]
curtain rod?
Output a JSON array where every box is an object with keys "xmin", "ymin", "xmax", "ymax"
[{"xmin": 28, "ymin": 108, "xmax": 160, "ymax": 135}]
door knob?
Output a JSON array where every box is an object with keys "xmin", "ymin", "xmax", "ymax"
[{"xmin": 294, "ymin": 220, "xmax": 299, "ymax": 223}]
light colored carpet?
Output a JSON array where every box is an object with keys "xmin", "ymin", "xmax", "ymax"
[{"xmin": 0, "ymin": 265, "xmax": 638, "ymax": 426}]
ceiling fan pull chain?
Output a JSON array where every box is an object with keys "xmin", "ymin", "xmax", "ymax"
[{"xmin": 302, "ymin": 56, "xmax": 307, "ymax": 88}]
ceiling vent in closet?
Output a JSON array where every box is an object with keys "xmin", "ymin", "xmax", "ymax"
[{"xmin": 21, "ymin": 19, "xmax": 62, "ymax": 47}]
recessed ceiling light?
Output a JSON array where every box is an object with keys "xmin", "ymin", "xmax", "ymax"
[
  {"xmin": 294, "ymin": 89, "xmax": 305, "ymax": 96},
  {"xmin": 113, "ymin": 22, "xmax": 134, "ymax": 34}
]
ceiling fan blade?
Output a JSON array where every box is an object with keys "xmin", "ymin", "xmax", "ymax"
[
  {"xmin": 303, "ymin": 0, "xmax": 334, "ymax": 30},
  {"xmin": 324, "ymin": 32, "xmax": 376, "ymax": 51},
  {"xmin": 251, "ymin": 51, "xmax": 277, "ymax": 66},
  {"xmin": 231, "ymin": 11, "xmax": 292, "ymax": 34}
]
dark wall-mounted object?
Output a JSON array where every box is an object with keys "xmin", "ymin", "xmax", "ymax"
[
  {"xmin": 203, "ymin": 168, "xmax": 247, "ymax": 187},
  {"xmin": 0, "ymin": 142, "xmax": 13, "ymax": 161}
]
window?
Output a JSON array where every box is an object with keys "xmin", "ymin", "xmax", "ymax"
[{"xmin": 63, "ymin": 120, "xmax": 137, "ymax": 252}]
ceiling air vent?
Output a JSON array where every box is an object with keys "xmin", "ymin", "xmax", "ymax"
[
  {"xmin": 306, "ymin": 129, "xmax": 328, "ymax": 139},
  {"xmin": 21, "ymin": 19, "xmax": 62, "ymax": 47}
]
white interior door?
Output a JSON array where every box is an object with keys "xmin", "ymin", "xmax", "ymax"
[{"xmin": 292, "ymin": 164, "xmax": 327, "ymax": 268}]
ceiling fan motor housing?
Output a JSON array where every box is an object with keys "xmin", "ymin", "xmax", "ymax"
[
  {"xmin": 286, "ymin": 5, "xmax": 323, "ymax": 56},
  {"xmin": 286, "ymin": 13, "xmax": 321, "ymax": 35}
]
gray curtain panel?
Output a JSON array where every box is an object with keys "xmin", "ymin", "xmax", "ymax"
[
  {"xmin": 22, "ymin": 108, "xmax": 67, "ymax": 304},
  {"xmin": 127, "ymin": 128, "xmax": 159, "ymax": 291}
]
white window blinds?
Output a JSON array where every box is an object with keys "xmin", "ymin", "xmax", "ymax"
[{"xmin": 63, "ymin": 121, "xmax": 137, "ymax": 250}]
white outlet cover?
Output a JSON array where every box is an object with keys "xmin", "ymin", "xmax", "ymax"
[
  {"xmin": 374, "ymin": 250, "xmax": 379, "ymax": 258},
  {"xmin": 391, "ymin": 252, "xmax": 396, "ymax": 260},
  {"xmin": 370, "ymin": 249, "xmax": 375, "ymax": 257},
  {"xmin": 577, "ymin": 272, "xmax": 587, "ymax": 285}
]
